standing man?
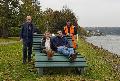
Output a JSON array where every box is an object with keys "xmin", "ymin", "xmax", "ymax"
[
  {"xmin": 63, "ymin": 20, "xmax": 77, "ymax": 49},
  {"xmin": 20, "ymin": 16, "xmax": 37, "ymax": 64}
]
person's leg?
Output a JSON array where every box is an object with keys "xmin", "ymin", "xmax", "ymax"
[
  {"xmin": 23, "ymin": 41, "xmax": 27, "ymax": 64},
  {"xmin": 57, "ymin": 46, "xmax": 71, "ymax": 57},
  {"xmin": 57, "ymin": 46, "xmax": 64, "ymax": 54},
  {"xmin": 28, "ymin": 42, "xmax": 32, "ymax": 62},
  {"xmin": 72, "ymin": 35, "xmax": 77, "ymax": 49},
  {"xmin": 68, "ymin": 47, "xmax": 77, "ymax": 62},
  {"xmin": 61, "ymin": 47, "xmax": 70, "ymax": 57},
  {"xmin": 68, "ymin": 48, "xmax": 74, "ymax": 54}
]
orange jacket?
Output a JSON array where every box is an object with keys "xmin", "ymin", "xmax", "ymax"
[
  {"xmin": 64, "ymin": 25, "xmax": 74, "ymax": 35},
  {"xmin": 64, "ymin": 25, "xmax": 77, "ymax": 49}
]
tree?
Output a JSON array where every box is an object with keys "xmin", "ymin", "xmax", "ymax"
[
  {"xmin": 79, "ymin": 27, "xmax": 88, "ymax": 36},
  {"xmin": 0, "ymin": 0, "xmax": 43, "ymax": 37},
  {"xmin": 42, "ymin": 7, "xmax": 77, "ymax": 33},
  {"xmin": 0, "ymin": 0, "xmax": 78, "ymax": 36},
  {"xmin": 0, "ymin": 0, "xmax": 20, "ymax": 37},
  {"xmin": 18, "ymin": 0, "xmax": 42, "ymax": 32}
]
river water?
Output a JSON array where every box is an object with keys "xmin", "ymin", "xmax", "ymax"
[{"xmin": 86, "ymin": 35, "xmax": 120, "ymax": 55}]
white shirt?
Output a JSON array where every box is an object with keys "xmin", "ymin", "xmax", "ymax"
[{"xmin": 45, "ymin": 38, "xmax": 51, "ymax": 50}]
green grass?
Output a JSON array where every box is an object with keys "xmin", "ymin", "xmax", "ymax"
[
  {"xmin": 0, "ymin": 37, "xmax": 120, "ymax": 81},
  {"xmin": 0, "ymin": 42, "xmax": 89, "ymax": 81}
]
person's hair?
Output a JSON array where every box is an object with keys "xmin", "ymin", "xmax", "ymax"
[
  {"xmin": 26, "ymin": 15, "xmax": 32, "ymax": 18},
  {"xmin": 26, "ymin": 16, "xmax": 32, "ymax": 22},
  {"xmin": 57, "ymin": 30, "xmax": 62, "ymax": 34},
  {"xmin": 44, "ymin": 31, "xmax": 50, "ymax": 35},
  {"xmin": 66, "ymin": 20, "xmax": 70, "ymax": 22}
]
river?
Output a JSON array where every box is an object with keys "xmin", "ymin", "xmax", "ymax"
[{"xmin": 86, "ymin": 35, "xmax": 120, "ymax": 55}]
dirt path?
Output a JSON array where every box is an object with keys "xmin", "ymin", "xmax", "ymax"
[{"xmin": 0, "ymin": 41, "xmax": 20, "ymax": 45}]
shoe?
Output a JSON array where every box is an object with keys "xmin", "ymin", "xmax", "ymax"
[
  {"xmin": 69, "ymin": 53, "xmax": 77, "ymax": 62},
  {"xmin": 28, "ymin": 58, "xmax": 32, "ymax": 63},
  {"xmin": 47, "ymin": 50, "xmax": 54, "ymax": 60}
]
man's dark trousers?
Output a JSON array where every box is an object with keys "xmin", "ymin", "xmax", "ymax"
[{"xmin": 23, "ymin": 40, "xmax": 32, "ymax": 63}]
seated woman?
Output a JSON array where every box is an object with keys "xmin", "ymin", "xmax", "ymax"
[
  {"xmin": 52, "ymin": 30, "xmax": 77, "ymax": 62},
  {"xmin": 42, "ymin": 31, "xmax": 54, "ymax": 60}
]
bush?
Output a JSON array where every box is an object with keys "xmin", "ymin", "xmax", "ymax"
[{"xmin": 8, "ymin": 27, "xmax": 21, "ymax": 37}]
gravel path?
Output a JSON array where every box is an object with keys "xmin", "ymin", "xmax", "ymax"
[{"xmin": 0, "ymin": 41, "xmax": 20, "ymax": 45}]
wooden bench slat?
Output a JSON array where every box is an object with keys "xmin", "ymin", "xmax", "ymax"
[
  {"xmin": 35, "ymin": 62, "xmax": 88, "ymax": 68},
  {"xmin": 34, "ymin": 52, "xmax": 84, "ymax": 57},
  {"xmin": 33, "ymin": 40, "xmax": 42, "ymax": 42},
  {"xmin": 33, "ymin": 36, "xmax": 71, "ymax": 39},
  {"xmin": 35, "ymin": 55, "xmax": 86, "ymax": 62},
  {"xmin": 33, "ymin": 42, "xmax": 41, "ymax": 43},
  {"xmin": 33, "ymin": 45, "xmax": 41, "ymax": 48},
  {"xmin": 33, "ymin": 44, "xmax": 40, "ymax": 46},
  {"xmin": 33, "ymin": 34, "xmax": 44, "ymax": 37},
  {"xmin": 33, "ymin": 36, "xmax": 44, "ymax": 38},
  {"xmin": 33, "ymin": 38, "xmax": 42, "ymax": 39},
  {"xmin": 33, "ymin": 47, "xmax": 41, "ymax": 50}
]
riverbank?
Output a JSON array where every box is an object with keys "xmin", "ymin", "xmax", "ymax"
[
  {"xmin": 77, "ymin": 36, "xmax": 120, "ymax": 80},
  {"xmin": 86, "ymin": 35, "xmax": 120, "ymax": 55}
]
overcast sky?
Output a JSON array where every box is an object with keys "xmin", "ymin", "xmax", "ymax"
[{"xmin": 39, "ymin": 0, "xmax": 120, "ymax": 27}]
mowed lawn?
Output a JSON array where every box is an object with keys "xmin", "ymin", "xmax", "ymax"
[{"xmin": 0, "ymin": 37, "xmax": 120, "ymax": 81}]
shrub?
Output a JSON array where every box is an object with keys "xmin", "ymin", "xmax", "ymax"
[{"xmin": 8, "ymin": 27, "xmax": 21, "ymax": 37}]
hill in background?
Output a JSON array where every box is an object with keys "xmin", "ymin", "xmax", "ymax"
[{"xmin": 85, "ymin": 27, "xmax": 120, "ymax": 35}]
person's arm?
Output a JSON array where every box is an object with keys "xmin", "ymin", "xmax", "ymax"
[
  {"xmin": 74, "ymin": 26, "xmax": 77, "ymax": 35},
  {"xmin": 64, "ymin": 37, "xmax": 70, "ymax": 47},
  {"xmin": 52, "ymin": 37, "xmax": 58, "ymax": 48}
]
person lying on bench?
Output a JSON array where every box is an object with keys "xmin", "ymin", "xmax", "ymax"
[
  {"xmin": 42, "ymin": 31, "xmax": 54, "ymax": 60},
  {"xmin": 52, "ymin": 30, "xmax": 77, "ymax": 62}
]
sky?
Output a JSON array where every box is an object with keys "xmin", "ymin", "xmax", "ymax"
[{"xmin": 39, "ymin": 0, "xmax": 120, "ymax": 27}]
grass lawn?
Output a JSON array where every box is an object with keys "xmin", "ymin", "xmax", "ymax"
[{"xmin": 0, "ymin": 37, "xmax": 120, "ymax": 81}]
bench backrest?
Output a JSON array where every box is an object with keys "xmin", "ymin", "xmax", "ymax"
[{"xmin": 33, "ymin": 34, "xmax": 73, "ymax": 52}]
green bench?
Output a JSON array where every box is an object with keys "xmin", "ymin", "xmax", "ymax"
[{"xmin": 33, "ymin": 34, "xmax": 87, "ymax": 75}]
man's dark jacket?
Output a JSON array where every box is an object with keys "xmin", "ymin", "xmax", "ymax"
[
  {"xmin": 52, "ymin": 36, "xmax": 70, "ymax": 51},
  {"xmin": 20, "ymin": 22, "xmax": 36, "ymax": 43}
]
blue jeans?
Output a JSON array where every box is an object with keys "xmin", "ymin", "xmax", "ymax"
[{"xmin": 57, "ymin": 46, "xmax": 74, "ymax": 57}]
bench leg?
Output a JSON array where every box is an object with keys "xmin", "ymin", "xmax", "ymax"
[
  {"xmin": 76, "ymin": 67, "xmax": 85, "ymax": 74},
  {"xmin": 37, "ymin": 68, "xmax": 43, "ymax": 75}
]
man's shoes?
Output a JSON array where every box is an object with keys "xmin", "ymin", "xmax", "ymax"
[
  {"xmin": 28, "ymin": 58, "xmax": 31, "ymax": 63},
  {"xmin": 69, "ymin": 53, "xmax": 77, "ymax": 62},
  {"xmin": 46, "ymin": 50, "xmax": 54, "ymax": 60}
]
